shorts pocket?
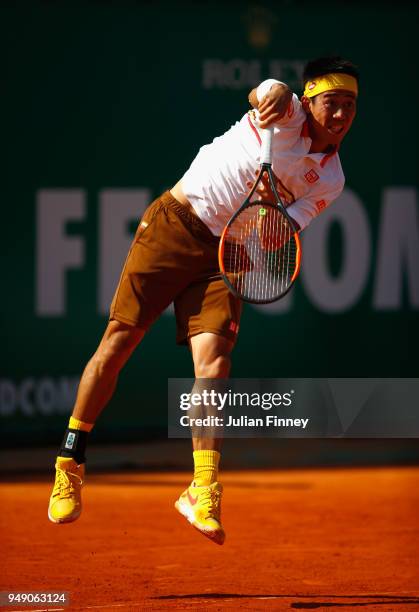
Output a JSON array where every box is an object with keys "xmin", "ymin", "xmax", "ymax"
[{"xmin": 134, "ymin": 199, "xmax": 163, "ymax": 242}]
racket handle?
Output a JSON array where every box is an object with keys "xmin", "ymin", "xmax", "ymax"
[{"xmin": 260, "ymin": 126, "xmax": 274, "ymax": 165}]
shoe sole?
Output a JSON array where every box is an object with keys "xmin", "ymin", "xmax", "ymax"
[
  {"xmin": 48, "ymin": 507, "xmax": 81, "ymax": 524},
  {"xmin": 175, "ymin": 500, "xmax": 225, "ymax": 545}
]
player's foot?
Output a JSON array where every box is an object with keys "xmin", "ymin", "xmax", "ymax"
[
  {"xmin": 175, "ymin": 481, "xmax": 225, "ymax": 545},
  {"xmin": 48, "ymin": 457, "xmax": 84, "ymax": 524}
]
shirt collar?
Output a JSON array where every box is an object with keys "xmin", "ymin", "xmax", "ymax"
[{"xmin": 300, "ymin": 119, "xmax": 338, "ymax": 167}]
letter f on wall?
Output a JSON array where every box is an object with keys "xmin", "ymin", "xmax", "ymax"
[{"xmin": 36, "ymin": 190, "xmax": 85, "ymax": 316}]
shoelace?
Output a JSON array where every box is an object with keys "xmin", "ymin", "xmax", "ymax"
[
  {"xmin": 199, "ymin": 488, "xmax": 221, "ymax": 519},
  {"xmin": 53, "ymin": 467, "xmax": 83, "ymax": 499}
]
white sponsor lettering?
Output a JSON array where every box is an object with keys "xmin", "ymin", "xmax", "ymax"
[
  {"xmin": 0, "ymin": 377, "xmax": 80, "ymax": 417},
  {"xmin": 373, "ymin": 187, "xmax": 419, "ymax": 309},
  {"xmin": 252, "ymin": 290, "xmax": 293, "ymax": 315},
  {"xmin": 98, "ymin": 189, "xmax": 150, "ymax": 315},
  {"xmin": 36, "ymin": 190, "xmax": 85, "ymax": 315},
  {"xmin": 203, "ymin": 59, "xmax": 262, "ymax": 89},
  {"xmin": 202, "ymin": 59, "xmax": 304, "ymax": 91},
  {"xmin": 268, "ymin": 60, "xmax": 305, "ymax": 89},
  {"xmin": 34, "ymin": 187, "xmax": 418, "ymax": 316},
  {"xmin": 301, "ymin": 188, "xmax": 371, "ymax": 312}
]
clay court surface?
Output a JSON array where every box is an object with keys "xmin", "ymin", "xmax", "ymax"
[{"xmin": 1, "ymin": 466, "xmax": 419, "ymax": 611}]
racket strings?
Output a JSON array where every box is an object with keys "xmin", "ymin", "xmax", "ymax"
[{"xmin": 222, "ymin": 204, "xmax": 298, "ymax": 302}]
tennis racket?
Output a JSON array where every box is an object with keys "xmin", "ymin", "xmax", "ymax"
[{"xmin": 218, "ymin": 126, "xmax": 301, "ymax": 304}]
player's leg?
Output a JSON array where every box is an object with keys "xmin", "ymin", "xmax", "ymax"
[
  {"xmin": 172, "ymin": 217, "xmax": 242, "ymax": 544},
  {"xmin": 175, "ymin": 330, "xmax": 235, "ymax": 545},
  {"xmin": 190, "ymin": 331, "xmax": 232, "ymax": 453},
  {"xmin": 71, "ymin": 320, "xmax": 145, "ymax": 424},
  {"xmin": 48, "ymin": 321, "xmax": 145, "ymax": 524},
  {"xmin": 48, "ymin": 190, "xmax": 200, "ymax": 525}
]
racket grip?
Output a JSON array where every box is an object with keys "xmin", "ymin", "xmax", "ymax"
[{"xmin": 260, "ymin": 126, "xmax": 274, "ymax": 165}]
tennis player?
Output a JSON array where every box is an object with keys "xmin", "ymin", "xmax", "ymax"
[{"xmin": 48, "ymin": 56, "xmax": 359, "ymax": 545}]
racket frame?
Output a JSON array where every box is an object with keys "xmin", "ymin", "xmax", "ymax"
[{"xmin": 218, "ymin": 128, "xmax": 302, "ymax": 303}]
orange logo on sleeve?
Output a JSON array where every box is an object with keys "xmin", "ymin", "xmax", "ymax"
[{"xmin": 304, "ymin": 169, "xmax": 319, "ymax": 183}]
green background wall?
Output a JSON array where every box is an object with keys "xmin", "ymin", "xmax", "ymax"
[{"xmin": 2, "ymin": 0, "xmax": 418, "ymax": 444}]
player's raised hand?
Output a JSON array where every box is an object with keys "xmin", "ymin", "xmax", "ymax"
[{"xmin": 258, "ymin": 83, "xmax": 293, "ymax": 128}]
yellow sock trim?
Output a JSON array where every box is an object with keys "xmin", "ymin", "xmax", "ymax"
[
  {"xmin": 69, "ymin": 416, "xmax": 94, "ymax": 432},
  {"xmin": 193, "ymin": 450, "xmax": 220, "ymax": 487}
]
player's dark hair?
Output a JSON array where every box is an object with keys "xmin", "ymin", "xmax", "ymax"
[{"xmin": 303, "ymin": 56, "xmax": 360, "ymax": 88}]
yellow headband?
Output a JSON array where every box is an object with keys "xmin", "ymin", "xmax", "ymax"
[{"xmin": 303, "ymin": 73, "xmax": 358, "ymax": 98}]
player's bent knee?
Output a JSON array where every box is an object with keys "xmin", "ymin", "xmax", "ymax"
[
  {"xmin": 191, "ymin": 332, "xmax": 234, "ymax": 378},
  {"xmin": 194, "ymin": 354, "xmax": 231, "ymax": 378},
  {"xmin": 94, "ymin": 321, "xmax": 145, "ymax": 375}
]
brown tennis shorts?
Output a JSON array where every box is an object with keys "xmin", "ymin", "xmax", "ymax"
[{"xmin": 110, "ymin": 191, "xmax": 242, "ymax": 345}]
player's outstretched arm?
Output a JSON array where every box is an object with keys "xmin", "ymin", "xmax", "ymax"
[{"xmin": 248, "ymin": 81, "xmax": 293, "ymax": 127}]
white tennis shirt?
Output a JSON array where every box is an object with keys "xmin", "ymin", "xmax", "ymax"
[{"xmin": 181, "ymin": 79, "xmax": 345, "ymax": 235}]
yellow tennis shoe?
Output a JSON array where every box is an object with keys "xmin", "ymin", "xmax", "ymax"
[
  {"xmin": 48, "ymin": 457, "xmax": 84, "ymax": 524},
  {"xmin": 175, "ymin": 481, "xmax": 225, "ymax": 545}
]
